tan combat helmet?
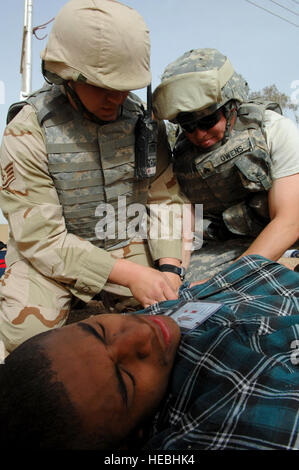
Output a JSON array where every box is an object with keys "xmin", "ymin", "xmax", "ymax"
[
  {"xmin": 153, "ymin": 48, "xmax": 248, "ymax": 121},
  {"xmin": 41, "ymin": 0, "xmax": 151, "ymax": 91}
]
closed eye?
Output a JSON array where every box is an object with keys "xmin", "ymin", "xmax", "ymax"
[
  {"xmin": 97, "ymin": 322, "xmax": 106, "ymax": 341},
  {"xmin": 77, "ymin": 321, "xmax": 136, "ymax": 407},
  {"xmin": 116, "ymin": 366, "xmax": 136, "ymax": 408},
  {"xmin": 77, "ymin": 322, "xmax": 105, "ymax": 344}
]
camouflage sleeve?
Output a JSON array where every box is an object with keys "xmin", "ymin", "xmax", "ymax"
[
  {"xmin": 0, "ymin": 105, "xmax": 116, "ymax": 302},
  {"xmin": 146, "ymin": 121, "xmax": 185, "ymax": 261}
]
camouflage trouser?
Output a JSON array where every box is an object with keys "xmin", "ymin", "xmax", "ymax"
[
  {"xmin": 0, "ymin": 259, "xmax": 73, "ymax": 353},
  {"xmin": 185, "ymin": 238, "xmax": 253, "ymax": 282},
  {"xmin": 0, "ymin": 242, "xmax": 152, "ymax": 354}
]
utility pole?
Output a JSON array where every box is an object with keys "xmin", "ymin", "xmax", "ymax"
[{"xmin": 20, "ymin": 0, "xmax": 33, "ymax": 100}]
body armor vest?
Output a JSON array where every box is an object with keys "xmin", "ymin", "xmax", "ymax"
[
  {"xmin": 9, "ymin": 84, "xmax": 152, "ymax": 250},
  {"xmin": 173, "ymin": 101, "xmax": 282, "ymax": 238}
]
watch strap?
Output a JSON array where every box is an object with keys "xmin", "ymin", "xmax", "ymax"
[{"xmin": 158, "ymin": 264, "xmax": 185, "ymax": 280}]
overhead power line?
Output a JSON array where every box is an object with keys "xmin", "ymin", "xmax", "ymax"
[
  {"xmin": 33, "ymin": 17, "xmax": 55, "ymax": 40},
  {"xmin": 269, "ymin": 0, "xmax": 299, "ymax": 16},
  {"xmin": 291, "ymin": 0, "xmax": 299, "ymax": 5},
  {"xmin": 245, "ymin": 0, "xmax": 299, "ymax": 28}
]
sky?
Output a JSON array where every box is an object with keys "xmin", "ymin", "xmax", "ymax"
[{"xmin": 0, "ymin": 0, "xmax": 298, "ymax": 223}]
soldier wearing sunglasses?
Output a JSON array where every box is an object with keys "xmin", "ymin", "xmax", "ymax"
[{"xmin": 153, "ymin": 48, "xmax": 299, "ymax": 283}]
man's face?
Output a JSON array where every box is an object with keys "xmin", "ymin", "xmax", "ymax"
[
  {"xmin": 72, "ymin": 82, "xmax": 129, "ymax": 121},
  {"xmin": 185, "ymin": 110, "xmax": 227, "ymax": 150},
  {"xmin": 44, "ymin": 313, "xmax": 181, "ymax": 444}
]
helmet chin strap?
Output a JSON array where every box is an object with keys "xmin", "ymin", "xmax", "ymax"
[{"xmin": 63, "ymin": 81, "xmax": 118, "ymax": 125}]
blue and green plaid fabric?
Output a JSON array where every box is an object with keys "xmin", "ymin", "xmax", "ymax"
[{"xmin": 143, "ymin": 255, "xmax": 299, "ymax": 450}]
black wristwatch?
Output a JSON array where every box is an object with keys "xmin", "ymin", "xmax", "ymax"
[{"xmin": 158, "ymin": 264, "xmax": 186, "ymax": 280}]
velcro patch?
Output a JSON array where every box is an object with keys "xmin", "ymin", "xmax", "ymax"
[{"xmin": 213, "ymin": 138, "xmax": 252, "ymax": 168}]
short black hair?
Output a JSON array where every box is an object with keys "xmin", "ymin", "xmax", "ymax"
[{"xmin": 0, "ymin": 332, "xmax": 114, "ymax": 449}]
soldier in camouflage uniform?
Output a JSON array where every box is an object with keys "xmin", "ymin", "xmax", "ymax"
[
  {"xmin": 0, "ymin": 0, "xmax": 187, "ymax": 353},
  {"xmin": 153, "ymin": 48, "xmax": 299, "ymax": 283}
]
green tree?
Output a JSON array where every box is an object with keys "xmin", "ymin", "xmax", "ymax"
[{"xmin": 249, "ymin": 84, "xmax": 298, "ymax": 125}]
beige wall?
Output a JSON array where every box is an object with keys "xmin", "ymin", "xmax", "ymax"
[{"xmin": 0, "ymin": 224, "xmax": 8, "ymax": 243}]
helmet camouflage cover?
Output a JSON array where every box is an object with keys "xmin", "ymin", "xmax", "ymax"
[
  {"xmin": 41, "ymin": 0, "xmax": 151, "ymax": 91},
  {"xmin": 153, "ymin": 48, "xmax": 249, "ymax": 121}
]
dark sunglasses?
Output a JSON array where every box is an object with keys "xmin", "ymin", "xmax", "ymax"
[{"xmin": 177, "ymin": 109, "xmax": 222, "ymax": 133}]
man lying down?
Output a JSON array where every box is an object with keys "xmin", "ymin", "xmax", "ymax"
[{"xmin": 0, "ymin": 254, "xmax": 299, "ymax": 450}]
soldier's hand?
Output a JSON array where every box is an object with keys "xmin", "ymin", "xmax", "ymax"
[
  {"xmin": 108, "ymin": 259, "xmax": 178, "ymax": 308},
  {"xmin": 161, "ymin": 271, "xmax": 182, "ymax": 296},
  {"xmin": 128, "ymin": 266, "xmax": 179, "ymax": 308}
]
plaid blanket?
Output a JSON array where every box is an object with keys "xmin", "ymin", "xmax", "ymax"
[{"xmin": 143, "ymin": 255, "xmax": 299, "ymax": 450}]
